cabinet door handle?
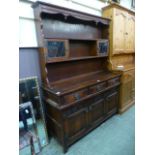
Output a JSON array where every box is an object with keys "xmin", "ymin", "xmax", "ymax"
[
  {"xmin": 96, "ymin": 85, "xmax": 101, "ymax": 91},
  {"xmin": 125, "ymin": 32, "xmax": 128, "ymax": 35},
  {"xmin": 89, "ymin": 106, "xmax": 92, "ymax": 110},
  {"xmin": 74, "ymin": 93, "xmax": 80, "ymax": 100}
]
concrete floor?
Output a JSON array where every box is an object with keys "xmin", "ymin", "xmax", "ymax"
[{"xmin": 20, "ymin": 105, "xmax": 135, "ymax": 155}]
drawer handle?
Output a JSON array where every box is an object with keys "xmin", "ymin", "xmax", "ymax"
[
  {"xmin": 96, "ymin": 85, "xmax": 101, "ymax": 91},
  {"xmin": 74, "ymin": 93, "xmax": 81, "ymax": 100}
]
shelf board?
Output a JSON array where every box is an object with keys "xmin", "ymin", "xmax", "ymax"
[
  {"xmin": 46, "ymin": 55, "xmax": 107, "ymax": 64},
  {"xmin": 44, "ymin": 37, "xmax": 106, "ymax": 41}
]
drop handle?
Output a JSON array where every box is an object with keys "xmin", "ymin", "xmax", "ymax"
[
  {"xmin": 74, "ymin": 93, "xmax": 80, "ymax": 100},
  {"xmin": 89, "ymin": 106, "xmax": 92, "ymax": 110},
  {"xmin": 125, "ymin": 32, "xmax": 128, "ymax": 35}
]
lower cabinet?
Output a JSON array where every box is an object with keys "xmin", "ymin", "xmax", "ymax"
[
  {"xmin": 45, "ymin": 87, "xmax": 119, "ymax": 153},
  {"xmin": 119, "ymin": 69, "xmax": 135, "ymax": 113}
]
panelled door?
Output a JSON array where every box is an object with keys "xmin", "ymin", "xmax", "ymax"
[
  {"xmin": 89, "ymin": 95, "xmax": 105, "ymax": 126},
  {"xmin": 125, "ymin": 14, "xmax": 135, "ymax": 53},
  {"xmin": 64, "ymin": 106, "xmax": 88, "ymax": 141},
  {"xmin": 105, "ymin": 89, "xmax": 119, "ymax": 116},
  {"xmin": 113, "ymin": 8, "xmax": 127, "ymax": 55},
  {"xmin": 120, "ymin": 71, "xmax": 133, "ymax": 107}
]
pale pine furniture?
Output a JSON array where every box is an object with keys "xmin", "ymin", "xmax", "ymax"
[{"xmin": 102, "ymin": 3, "xmax": 135, "ymax": 113}]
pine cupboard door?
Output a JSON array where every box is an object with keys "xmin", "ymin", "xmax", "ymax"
[
  {"xmin": 113, "ymin": 9, "xmax": 127, "ymax": 55},
  {"xmin": 121, "ymin": 79, "xmax": 132, "ymax": 106},
  {"xmin": 120, "ymin": 70, "xmax": 134, "ymax": 108},
  {"xmin": 132, "ymin": 70, "xmax": 135, "ymax": 100},
  {"xmin": 64, "ymin": 106, "xmax": 88, "ymax": 142},
  {"xmin": 125, "ymin": 14, "xmax": 135, "ymax": 53}
]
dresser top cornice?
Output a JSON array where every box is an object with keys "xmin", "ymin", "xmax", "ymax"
[
  {"xmin": 32, "ymin": 1, "xmax": 111, "ymax": 25},
  {"xmin": 102, "ymin": 2, "xmax": 135, "ymax": 15}
]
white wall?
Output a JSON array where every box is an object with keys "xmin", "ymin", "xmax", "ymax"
[{"xmin": 19, "ymin": 0, "xmax": 134, "ymax": 48}]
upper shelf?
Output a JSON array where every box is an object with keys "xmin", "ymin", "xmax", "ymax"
[
  {"xmin": 43, "ymin": 39, "xmax": 109, "ymax": 63},
  {"xmin": 44, "ymin": 38, "xmax": 103, "ymax": 41},
  {"xmin": 46, "ymin": 56, "xmax": 107, "ymax": 64}
]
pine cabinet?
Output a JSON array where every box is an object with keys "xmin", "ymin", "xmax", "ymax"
[
  {"xmin": 102, "ymin": 3, "xmax": 135, "ymax": 113},
  {"xmin": 103, "ymin": 4, "xmax": 135, "ymax": 55}
]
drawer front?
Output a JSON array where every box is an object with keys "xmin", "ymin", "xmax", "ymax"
[
  {"xmin": 89, "ymin": 82, "xmax": 107, "ymax": 94},
  {"xmin": 63, "ymin": 77, "xmax": 120, "ymax": 104},
  {"xmin": 64, "ymin": 89, "xmax": 88, "ymax": 103},
  {"xmin": 107, "ymin": 77, "xmax": 120, "ymax": 87}
]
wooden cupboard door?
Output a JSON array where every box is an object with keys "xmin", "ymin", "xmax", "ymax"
[
  {"xmin": 129, "ymin": 69, "xmax": 135, "ymax": 100},
  {"xmin": 89, "ymin": 96, "xmax": 105, "ymax": 126},
  {"xmin": 120, "ymin": 70, "xmax": 134, "ymax": 107},
  {"xmin": 105, "ymin": 90, "xmax": 118, "ymax": 115},
  {"xmin": 113, "ymin": 9, "xmax": 127, "ymax": 55},
  {"xmin": 64, "ymin": 107, "xmax": 88, "ymax": 140},
  {"xmin": 132, "ymin": 70, "xmax": 135, "ymax": 100},
  {"xmin": 125, "ymin": 14, "xmax": 135, "ymax": 53},
  {"xmin": 121, "ymin": 80, "xmax": 132, "ymax": 106}
]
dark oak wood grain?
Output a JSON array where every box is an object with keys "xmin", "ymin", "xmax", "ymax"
[{"xmin": 33, "ymin": 1, "xmax": 121, "ymax": 153}]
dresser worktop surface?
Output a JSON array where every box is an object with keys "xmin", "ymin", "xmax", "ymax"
[{"xmin": 46, "ymin": 71, "xmax": 121, "ymax": 95}]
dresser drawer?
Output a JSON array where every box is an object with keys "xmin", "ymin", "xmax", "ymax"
[
  {"xmin": 64, "ymin": 89, "xmax": 88, "ymax": 103},
  {"xmin": 107, "ymin": 77, "xmax": 120, "ymax": 87},
  {"xmin": 89, "ymin": 82, "xmax": 107, "ymax": 94}
]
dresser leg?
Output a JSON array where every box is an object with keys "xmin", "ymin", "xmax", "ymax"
[
  {"xmin": 63, "ymin": 146, "xmax": 68, "ymax": 153},
  {"xmin": 63, "ymin": 139, "xmax": 68, "ymax": 153}
]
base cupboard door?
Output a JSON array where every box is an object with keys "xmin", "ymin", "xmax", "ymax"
[
  {"xmin": 105, "ymin": 89, "xmax": 119, "ymax": 116},
  {"xmin": 64, "ymin": 107, "xmax": 88, "ymax": 142},
  {"xmin": 89, "ymin": 95, "xmax": 105, "ymax": 126},
  {"xmin": 120, "ymin": 70, "xmax": 134, "ymax": 108}
]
